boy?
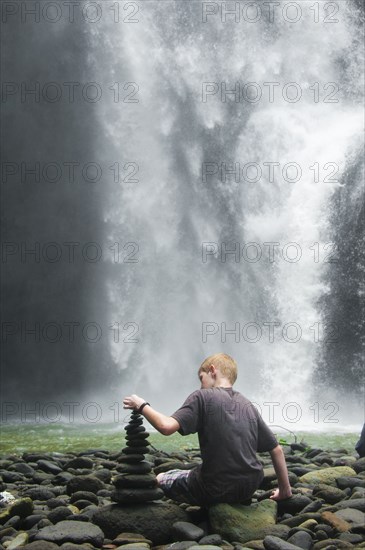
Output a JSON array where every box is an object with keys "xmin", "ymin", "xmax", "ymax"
[{"xmin": 123, "ymin": 353, "xmax": 292, "ymax": 505}]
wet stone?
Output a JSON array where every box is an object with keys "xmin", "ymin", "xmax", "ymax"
[
  {"xmin": 112, "ymin": 488, "xmax": 164, "ymax": 503},
  {"xmin": 69, "ymin": 491, "xmax": 99, "ymax": 506},
  {"xmin": 112, "ymin": 412, "xmax": 162, "ymax": 504},
  {"xmin": 126, "ymin": 440, "xmax": 151, "ymax": 448},
  {"xmin": 116, "ymin": 462, "xmax": 153, "ymax": 475},
  {"xmin": 113, "ymin": 474, "xmax": 157, "ymax": 489},
  {"xmin": 118, "ymin": 454, "xmax": 145, "ymax": 464},
  {"xmin": 113, "ymin": 532, "xmax": 153, "ymax": 545},
  {"xmin": 123, "ymin": 447, "xmax": 150, "ymax": 455},
  {"xmin": 126, "ymin": 432, "xmax": 150, "ymax": 440},
  {"xmin": 172, "ymin": 521, "xmax": 205, "ymax": 541},
  {"xmin": 127, "ymin": 422, "xmax": 144, "ymax": 429},
  {"xmin": 125, "ymin": 426, "xmax": 146, "ymax": 434}
]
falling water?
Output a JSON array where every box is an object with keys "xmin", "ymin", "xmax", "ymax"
[{"xmin": 85, "ymin": 0, "xmax": 364, "ymax": 427}]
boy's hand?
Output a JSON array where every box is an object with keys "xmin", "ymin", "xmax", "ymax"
[
  {"xmin": 123, "ymin": 394, "xmax": 146, "ymax": 411},
  {"xmin": 270, "ymin": 487, "xmax": 292, "ymax": 501}
]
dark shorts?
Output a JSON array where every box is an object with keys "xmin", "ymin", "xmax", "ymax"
[
  {"xmin": 158, "ymin": 469, "xmax": 199, "ymax": 505},
  {"xmin": 159, "ymin": 467, "xmax": 256, "ymax": 506}
]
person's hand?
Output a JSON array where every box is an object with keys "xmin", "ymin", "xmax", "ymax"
[
  {"xmin": 123, "ymin": 394, "xmax": 146, "ymax": 411},
  {"xmin": 269, "ymin": 487, "xmax": 292, "ymax": 501}
]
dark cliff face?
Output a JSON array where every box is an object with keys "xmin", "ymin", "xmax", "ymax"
[
  {"xmin": 1, "ymin": 11, "xmax": 114, "ymax": 404},
  {"xmin": 314, "ymin": 151, "xmax": 365, "ymax": 397}
]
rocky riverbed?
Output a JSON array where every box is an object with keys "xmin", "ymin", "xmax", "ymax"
[{"xmin": 0, "ymin": 441, "xmax": 364, "ymax": 550}]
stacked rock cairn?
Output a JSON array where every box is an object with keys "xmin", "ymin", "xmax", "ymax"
[{"xmin": 111, "ymin": 410, "xmax": 164, "ymax": 503}]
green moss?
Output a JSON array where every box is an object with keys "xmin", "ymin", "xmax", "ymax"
[
  {"xmin": 299, "ymin": 466, "xmax": 357, "ymax": 486},
  {"xmin": 209, "ymin": 500, "xmax": 277, "ymax": 543}
]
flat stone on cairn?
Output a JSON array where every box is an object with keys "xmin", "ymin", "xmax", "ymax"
[{"xmin": 112, "ymin": 410, "xmax": 164, "ymax": 504}]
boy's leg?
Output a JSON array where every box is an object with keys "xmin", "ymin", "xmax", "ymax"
[{"xmin": 156, "ymin": 469, "xmax": 198, "ymax": 504}]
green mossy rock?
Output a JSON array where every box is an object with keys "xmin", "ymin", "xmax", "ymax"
[
  {"xmin": 208, "ymin": 500, "xmax": 278, "ymax": 543},
  {"xmin": 0, "ymin": 497, "xmax": 34, "ymax": 524},
  {"xmin": 299, "ymin": 467, "xmax": 356, "ymax": 486},
  {"xmin": 7, "ymin": 532, "xmax": 29, "ymax": 549}
]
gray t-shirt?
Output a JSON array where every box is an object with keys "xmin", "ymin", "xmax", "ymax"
[{"xmin": 171, "ymin": 387, "xmax": 278, "ymax": 504}]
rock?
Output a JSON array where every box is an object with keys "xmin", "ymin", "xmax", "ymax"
[
  {"xmin": 338, "ymin": 532, "xmax": 364, "ymax": 543},
  {"xmin": 300, "ymin": 500, "xmax": 324, "ymax": 514},
  {"xmin": 336, "ymin": 476, "xmax": 365, "ymax": 489},
  {"xmin": 6, "ymin": 532, "xmax": 29, "ymax": 549},
  {"xmin": 299, "ymin": 467, "xmax": 356, "ymax": 487},
  {"xmin": 312, "ymin": 453, "xmax": 333, "ymax": 465},
  {"xmin": 116, "ymin": 544, "xmax": 151, "ymax": 549},
  {"xmin": 167, "ymin": 542, "xmax": 196, "ymax": 550},
  {"xmin": 312, "ymin": 539, "xmax": 354, "ymax": 549},
  {"xmin": 9, "ymin": 462, "xmax": 35, "ymax": 475},
  {"xmin": 320, "ymin": 511, "xmax": 351, "ymax": 533},
  {"xmin": 333, "ymin": 498, "xmax": 365, "ymax": 512},
  {"xmin": 188, "ymin": 546, "xmax": 223, "ymax": 550},
  {"xmin": 37, "ymin": 460, "xmax": 63, "ymax": 475},
  {"xmin": 208, "ymin": 500, "xmax": 279, "ymax": 543},
  {"xmin": 93, "ymin": 502, "xmax": 189, "ymax": 544},
  {"xmin": 112, "ymin": 411, "xmax": 164, "ymax": 504},
  {"xmin": 298, "ymin": 519, "xmax": 318, "ymax": 531},
  {"xmin": 69, "ymin": 491, "xmax": 99, "ymax": 505},
  {"xmin": 22, "ymin": 542, "xmax": 60, "ymax": 550},
  {"xmin": 314, "ymin": 529, "xmax": 328, "ymax": 541},
  {"xmin": 239, "ymin": 541, "xmax": 264, "ymax": 550},
  {"xmin": 22, "ymin": 487, "xmax": 56, "ymax": 501},
  {"xmin": 116, "ymin": 462, "xmax": 153, "ymax": 475},
  {"xmin": 286, "ymin": 530, "xmax": 313, "ymax": 550},
  {"xmin": 280, "ymin": 514, "xmax": 321, "ymax": 528},
  {"xmin": 314, "ymin": 524, "xmax": 334, "ymax": 536},
  {"xmin": 0, "ymin": 526, "xmax": 17, "ymax": 539},
  {"xmin": 0, "ymin": 471, "xmax": 25, "ymax": 482},
  {"xmin": 277, "ymin": 495, "xmax": 312, "ymax": 515},
  {"xmin": 288, "ymin": 468, "xmax": 312, "ymax": 477},
  {"xmin": 111, "ymin": 488, "xmax": 165, "ymax": 503},
  {"xmin": 199, "ymin": 535, "xmax": 223, "ymax": 545},
  {"xmin": 72, "ymin": 499, "xmax": 94, "ymax": 510},
  {"xmin": 113, "ymin": 474, "xmax": 158, "ymax": 489},
  {"xmin": 22, "ymin": 514, "xmax": 48, "ymax": 529},
  {"xmin": 334, "ymin": 508, "xmax": 365, "ymax": 528},
  {"xmin": 94, "ymin": 469, "xmax": 111, "ymax": 484},
  {"xmin": 7, "ymin": 498, "xmax": 34, "ymax": 519},
  {"xmin": 47, "ymin": 497, "xmax": 69, "ymax": 509},
  {"xmin": 112, "ymin": 533, "xmax": 152, "ymax": 545},
  {"xmin": 126, "ymin": 432, "xmax": 150, "ymax": 440},
  {"xmin": 263, "ymin": 535, "xmax": 302, "ymax": 549},
  {"xmin": 3, "ymin": 515, "xmax": 20, "ymax": 529},
  {"xmin": 59, "ymin": 545, "xmax": 96, "ymax": 550},
  {"xmin": 312, "ymin": 484, "xmax": 347, "ymax": 504},
  {"xmin": 53, "ymin": 472, "xmax": 74, "ymax": 485},
  {"xmin": 172, "ymin": 521, "xmax": 205, "ymax": 541},
  {"xmin": 350, "ymin": 487, "xmax": 365, "ymax": 499},
  {"xmin": 34, "ymin": 520, "xmax": 104, "ymax": 547},
  {"xmin": 65, "ymin": 458, "xmax": 94, "ymax": 470},
  {"xmin": 353, "ymin": 457, "xmax": 365, "ymax": 473},
  {"xmin": 78, "ymin": 504, "xmax": 99, "ymax": 520},
  {"xmin": 47, "ymin": 505, "xmax": 74, "ymax": 523},
  {"xmin": 118, "ymin": 455, "xmax": 146, "ymax": 464},
  {"xmin": 290, "ymin": 444, "xmax": 308, "ymax": 452},
  {"xmin": 333, "ymin": 456, "xmax": 356, "ymax": 467},
  {"xmin": 66, "ymin": 476, "xmax": 105, "ymax": 495}
]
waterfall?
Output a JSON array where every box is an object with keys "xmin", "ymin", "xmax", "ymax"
[{"xmin": 85, "ymin": 1, "xmax": 364, "ymax": 426}]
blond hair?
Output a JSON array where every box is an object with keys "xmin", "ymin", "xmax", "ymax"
[{"xmin": 199, "ymin": 353, "xmax": 237, "ymax": 384}]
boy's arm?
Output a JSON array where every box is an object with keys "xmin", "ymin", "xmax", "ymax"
[
  {"xmin": 123, "ymin": 394, "xmax": 180, "ymax": 436},
  {"xmin": 269, "ymin": 444, "xmax": 292, "ymax": 501}
]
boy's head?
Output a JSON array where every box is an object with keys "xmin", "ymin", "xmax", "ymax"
[{"xmin": 198, "ymin": 353, "xmax": 237, "ymax": 387}]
